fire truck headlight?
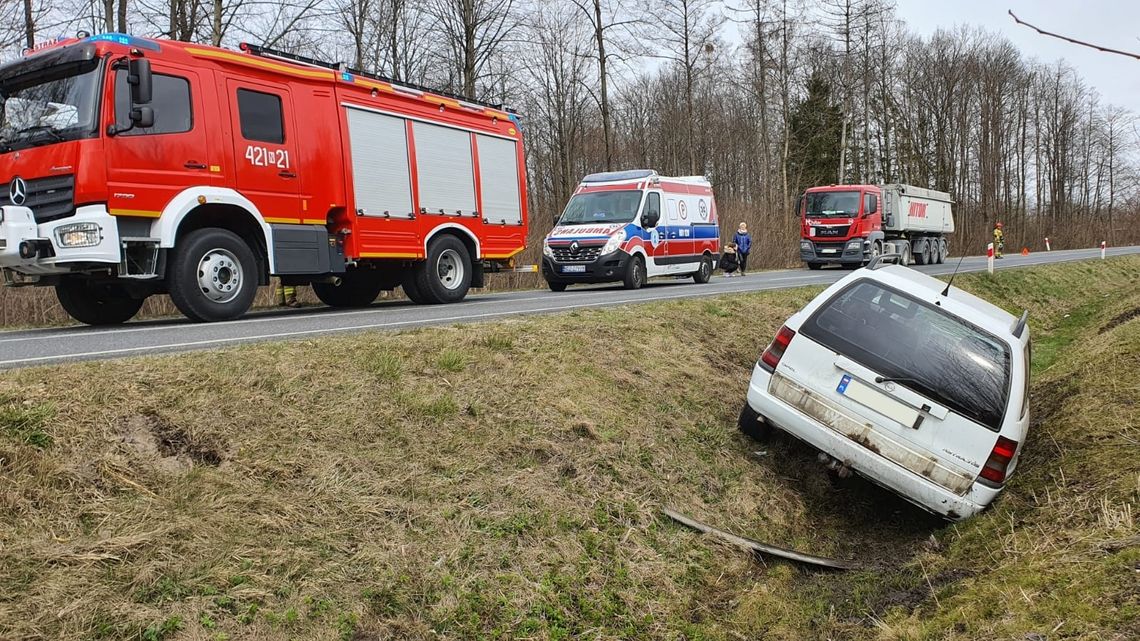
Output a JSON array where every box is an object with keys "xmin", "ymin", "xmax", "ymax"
[
  {"xmin": 601, "ymin": 230, "xmax": 626, "ymax": 255},
  {"xmin": 55, "ymin": 222, "xmax": 102, "ymax": 248},
  {"xmin": 543, "ymin": 243, "xmax": 554, "ymax": 258},
  {"xmin": 846, "ymin": 239, "xmax": 863, "ymax": 250}
]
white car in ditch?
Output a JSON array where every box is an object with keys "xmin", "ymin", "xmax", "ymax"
[{"xmin": 739, "ymin": 256, "xmax": 1031, "ymax": 521}]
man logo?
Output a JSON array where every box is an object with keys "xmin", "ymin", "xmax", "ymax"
[{"xmin": 9, "ymin": 176, "xmax": 27, "ymax": 206}]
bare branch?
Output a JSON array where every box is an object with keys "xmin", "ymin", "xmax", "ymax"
[{"xmin": 1009, "ymin": 10, "xmax": 1140, "ymax": 61}]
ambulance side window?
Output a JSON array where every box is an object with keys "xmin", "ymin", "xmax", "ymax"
[
  {"xmin": 236, "ymin": 89, "xmax": 285, "ymax": 144},
  {"xmin": 114, "ymin": 70, "xmax": 192, "ymax": 136},
  {"xmin": 644, "ymin": 193, "xmax": 660, "ymax": 216}
]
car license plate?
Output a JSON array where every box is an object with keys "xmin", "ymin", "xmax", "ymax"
[
  {"xmin": 837, "ymin": 374, "xmax": 920, "ymax": 428},
  {"xmin": 821, "ymin": 248, "xmax": 837, "ymax": 254},
  {"xmin": 562, "ymin": 265, "xmax": 586, "ymax": 273}
]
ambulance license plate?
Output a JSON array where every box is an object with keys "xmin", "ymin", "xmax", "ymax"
[{"xmin": 562, "ymin": 265, "xmax": 586, "ymax": 273}]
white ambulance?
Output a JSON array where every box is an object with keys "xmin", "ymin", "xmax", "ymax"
[{"xmin": 541, "ymin": 170, "xmax": 720, "ymax": 290}]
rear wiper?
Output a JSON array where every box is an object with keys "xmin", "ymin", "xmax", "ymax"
[{"xmin": 874, "ymin": 375, "xmax": 925, "ymax": 387}]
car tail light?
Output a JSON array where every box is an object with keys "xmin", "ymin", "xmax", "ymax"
[
  {"xmin": 760, "ymin": 325, "xmax": 796, "ymax": 372},
  {"xmin": 979, "ymin": 436, "xmax": 1018, "ymax": 485}
]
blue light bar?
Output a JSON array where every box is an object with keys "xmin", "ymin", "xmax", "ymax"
[{"xmin": 87, "ymin": 33, "xmax": 162, "ymax": 52}]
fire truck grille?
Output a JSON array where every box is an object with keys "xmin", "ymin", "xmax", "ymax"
[
  {"xmin": 552, "ymin": 245, "xmax": 602, "ymax": 262},
  {"xmin": 813, "ymin": 225, "xmax": 850, "ymax": 238},
  {"xmin": 0, "ymin": 175, "xmax": 76, "ymax": 223}
]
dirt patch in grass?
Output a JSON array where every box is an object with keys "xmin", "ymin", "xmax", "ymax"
[
  {"xmin": 1100, "ymin": 306, "xmax": 1140, "ymax": 334},
  {"xmin": 0, "ymin": 257, "xmax": 1138, "ymax": 641}
]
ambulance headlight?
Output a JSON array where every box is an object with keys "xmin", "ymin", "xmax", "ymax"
[
  {"xmin": 601, "ymin": 230, "xmax": 626, "ymax": 255},
  {"xmin": 543, "ymin": 243, "xmax": 554, "ymax": 258},
  {"xmin": 55, "ymin": 222, "xmax": 102, "ymax": 248}
]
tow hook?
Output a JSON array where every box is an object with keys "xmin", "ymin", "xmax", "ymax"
[
  {"xmin": 818, "ymin": 452, "xmax": 853, "ymax": 478},
  {"xmin": 18, "ymin": 240, "xmax": 38, "ymax": 259}
]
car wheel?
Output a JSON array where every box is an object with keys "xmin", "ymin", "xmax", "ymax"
[
  {"xmin": 738, "ymin": 403, "xmax": 772, "ymax": 441},
  {"xmin": 55, "ymin": 279, "xmax": 145, "ymax": 326},
  {"xmin": 693, "ymin": 255, "xmax": 713, "ymax": 283},
  {"xmin": 623, "ymin": 255, "xmax": 646, "ymax": 290},
  {"xmin": 411, "ymin": 235, "xmax": 473, "ymax": 304},
  {"xmin": 312, "ymin": 271, "xmax": 383, "ymax": 308},
  {"xmin": 167, "ymin": 227, "xmax": 259, "ymax": 322},
  {"xmin": 548, "ymin": 281, "xmax": 568, "ymax": 292},
  {"xmin": 807, "ymin": 262, "xmax": 823, "ymax": 271}
]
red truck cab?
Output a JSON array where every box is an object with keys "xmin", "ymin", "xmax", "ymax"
[{"xmin": 797, "ymin": 184, "xmax": 882, "ymax": 270}]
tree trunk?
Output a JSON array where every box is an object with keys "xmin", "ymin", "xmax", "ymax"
[
  {"xmin": 117, "ymin": 0, "xmax": 128, "ymax": 33},
  {"xmin": 593, "ymin": 0, "xmax": 612, "ymax": 170}
]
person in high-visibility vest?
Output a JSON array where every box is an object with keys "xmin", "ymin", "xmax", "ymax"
[
  {"xmin": 275, "ymin": 279, "xmax": 300, "ymax": 307},
  {"xmin": 993, "ymin": 222, "xmax": 1005, "ymax": 259}
]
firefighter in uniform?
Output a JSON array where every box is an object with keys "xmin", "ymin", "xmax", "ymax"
[
  {"xmin": 993, "ymin": 222, "xmax": 1005, "ymax": 259},
  {"xmin": 275, "ymin": 279, "xmax": 300, "ymax": 307}
]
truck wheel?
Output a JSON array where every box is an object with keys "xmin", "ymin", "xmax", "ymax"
[
  {"xmin": 807, "ymin": 262, "xmax": 823, "ymax": 271},
  {"xmin": 738, "ymin": 403, "xmax": 772, "ymax": 441},
  {"xmin": 913, "ymin": 242, "xmax": 927, "ymax": 265},
  {"xmin": 411, "ymin": 235, "xmax": 472, "ymax": 304},
  {"xmin": 548, "ymin": 281, "xmax": 568, "ymax": 292},
  {"xmin": 312, "ymin": 272, "xmax": 383, "ymax": 308},
  {"xmin": 623, "ymin": 255, "xmax": 646, "ymax": 289},
  {"xmin": 401, "ymin": 272, "xmax": 429, "ymax": 303},
  {"xmin": 55, "ymin": 279, "xmax": 145, "ymax": 326},
  {"xmin": 693, "ymin": 255, "xmax": 713, "ymax": 283},
  {"xmin": 868, "ymin": 241, "xmax": 882, "ymax": 265},
  {"xmin": 167, "ymin": 228, "xmax": 259, "ymax": 322},
  {"xmin": 936, "ymin": 240, "xmax": 946, "ymax": 264}
]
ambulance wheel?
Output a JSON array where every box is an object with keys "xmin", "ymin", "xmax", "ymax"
[
  {"xmin": 312, "ymin": 272, "xmax": 383, "ymax": 308},
  {"xmin": 693, "ymin": 255, "xmax": 713, "ymax": 283},
  {"xmin": 738, "ymin": 403, "xmax": 772, "ymax": 441},
  {"xmin": 55, "ymin": 279, "xmax": 145, "ymax": 326},
  {"xmin": 411, "ymin": 235, "xmax": 472, "ymax": 304},
  {"xmin": 548, "ymin": 281, "xmax": 568, "ymax": 292},
  {"xmin": 167, "ymin": 228, "xmax": 259, "ymax": 322},
  {"xmin": 807, "ymin": 262, "xmax": 823, "ymax": 271},
  {"xmin": 623, "ymin": 255, "xmax": 646, "ymax": 290}
]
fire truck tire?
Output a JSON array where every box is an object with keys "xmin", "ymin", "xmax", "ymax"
[
  {"xmin": 312, "ymin": 272, "xmax": 384, "ymax": 308},
  {"xmin": 167, "ymin": 228, "xmax": 259, "ymax": 322},
  {"xmin": 401, "ymin": 272, "xmax": 429, "ymax": 303},
  {"xmin": 693, "ymin": 255, "xmax": 713, "ymax": 283},
  {"xmin": 738, "ymin": 403, "xmax": 772, "ymax": 441},
  {"xmin": 55, "ymin": 279, "xmax": 145, "ymax": 326},
  {"xmin": 807, "ymin": 262, "xmax": 823, "ymax": 270},
  {"xmin": 411, "ymin": 235, "xmax": 472, "ymax": 304},
  {"xmin": 623, "ymin": 255, "xmax": 646, "ymax": 289},
  {"xmin": 547, "ymin": 281, "xmax": 568, "ymax": 292}
]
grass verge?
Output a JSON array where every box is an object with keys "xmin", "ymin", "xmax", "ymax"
[{"xmin": 1, "ymin": 257, "xmax": 1137, "ymax": 640}]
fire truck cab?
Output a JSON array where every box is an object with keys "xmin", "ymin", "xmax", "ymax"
[{"xmin": 0, "ymin": 33, "xmax": 528, "ymax": 324}]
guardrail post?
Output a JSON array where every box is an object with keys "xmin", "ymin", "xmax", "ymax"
[
  {"xmin": 1045, "ymin": 237, "xmax": 1051, "ymax": 251},
  {"xmin": 987, "ymin": 243, "xmax": 994, "ymax": 274},
  {"xmin": 1101, "ymin": 240, "xmax": 1106, "ymax": 259}
]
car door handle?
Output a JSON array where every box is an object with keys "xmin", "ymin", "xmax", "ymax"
[
  {"xmin": 278, "ymin": 171, "xmax": 297, "ymax": 179},
  {"xmin": 184, "ymin": 161, "xmax": 207, "ymax": 169}
]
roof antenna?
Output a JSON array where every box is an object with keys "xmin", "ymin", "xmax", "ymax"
[{"xmin": 940, "ymin": 254, "xmax": 967, "ymax": 298}]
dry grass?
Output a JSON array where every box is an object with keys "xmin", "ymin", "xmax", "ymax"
[{"xmin": 1, "ymin": 257, "xmax": 1138, "ymax": 640}]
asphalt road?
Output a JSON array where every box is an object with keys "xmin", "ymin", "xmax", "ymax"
[{"xmin": 2, "ymin": 246, "xmax": 1137, "ymax": 369}]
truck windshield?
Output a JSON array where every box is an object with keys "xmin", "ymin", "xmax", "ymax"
[
  {"xmin": 558, "ymin": 190, "xmax": 643, "ymax": 225},
  {"xmin": 806, "ymin": 191, "xmax": 860, "ymax": 217},
  {"xmin": 0, "ymin": 61, "xmax": 102, "ymax": 152},
  {"xmin": 800, "ymin": 279, "xmax": 1011, "ymax": 431}
]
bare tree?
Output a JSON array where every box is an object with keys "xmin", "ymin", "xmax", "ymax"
[{"xmin": 423, "ymin": 0, "xmax": 519, "ymax": 99}]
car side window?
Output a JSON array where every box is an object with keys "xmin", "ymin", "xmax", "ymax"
[
  {"xmin": 115, "ymin": 70, "xmax": 192, "ymax": 136},
  {"xmin": 644, "ymin": 192, "xmax": 660, "ymax": 217},
  {"xmin": 236, "ymin": 89, "xmax": 284, "ymax": 144}
]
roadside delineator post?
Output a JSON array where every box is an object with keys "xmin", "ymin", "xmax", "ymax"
[
  {"xmin": 987, "ymin": 243, "xmax": 995, "ymax": 274},
  {"xmin": 1101, "ymin": 240, "xmax": 1106, "ymax": 260},
  {"xmin": 1045, "ymin": 237, "xmax": 1051, "ymax": 251}
]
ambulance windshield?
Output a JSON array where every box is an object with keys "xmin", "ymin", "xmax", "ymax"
[
  {"xmin": 558, "ymin": 190, "xmax": 643, "ymax": 225},
  {"xmin": 806, "ymin": 191, "xmax": 860, "ymax": 218}
]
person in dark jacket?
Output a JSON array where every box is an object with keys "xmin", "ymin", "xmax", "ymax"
[
  {"xmin": 720, "ymin": 243, "xmax": 739, "ymax": 276},
  {"xmin": 733, "ymin": 223, "xmax": 752, "ymax": 274}
]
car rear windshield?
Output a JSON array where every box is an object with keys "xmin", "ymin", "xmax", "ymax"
[{"xmin": 800, "ymin": 279, "xmax": 1011, "ymax": 431}]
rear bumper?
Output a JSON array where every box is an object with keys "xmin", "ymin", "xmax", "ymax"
[
  {"xmin": 1, "ymin": 205, "xmax": 122, "ymax": 276},
  {"xmin": 800, "ymin": 239, "xmax": 866, "ymax": 264},
  {"xmin": 542, "ymin": 251, "xmax": 631, "ymax": 283},
  {"xmin": 745, "ymin": 365, "xmax": 997, "ymax": 520}
]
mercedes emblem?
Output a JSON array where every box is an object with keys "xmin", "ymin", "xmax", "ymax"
[{"xmin": 9, "ymin": 176, "xmax": 27, "ymax": 206}]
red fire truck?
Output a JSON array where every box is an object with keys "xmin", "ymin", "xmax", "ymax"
[{"xmin": 0, "ymin": 33, "xmax": 528, "ymax": 324}]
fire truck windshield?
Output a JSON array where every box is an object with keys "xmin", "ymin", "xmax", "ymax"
[
  {"xmin": 558, "ymin": 190, "xmax": 644, "ymax": 225},
  {"xmin": 0, "ymin": 59, "xmax": 102, "ymax": 152},
  {"xmin": 805, "ymin": 191, "xmax": 860, "ymax": 218}
]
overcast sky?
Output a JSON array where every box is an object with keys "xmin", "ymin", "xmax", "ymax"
[{"xmin": 894, "ymin": 0, "xmax": 1140, "ymax": 114}]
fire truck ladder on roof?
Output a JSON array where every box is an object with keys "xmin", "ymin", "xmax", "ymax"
[{"xmin": 238, "ymin": 42, "xmax": 515, "ymax": 114}]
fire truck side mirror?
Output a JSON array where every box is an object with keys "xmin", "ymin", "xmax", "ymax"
[
  {"xmin": 130, "ymin": 106, "xmax": 155, "ymax": 128},
  {"xmin": 128, "ymin": 58, "xmax": 153, "ymax": 105}
]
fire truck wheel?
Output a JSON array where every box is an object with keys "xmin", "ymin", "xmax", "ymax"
[
  {"xmin": 401, "ymin": 271, "xmax": 429, "ymax": 303},
  {"xmin": 412, "ymin": 235, "xmax": 472, "ymax": 304},
  {"xmin": 693, "ymin": 255, "xmax": 713, "ymax": 283},
  {"xmin": 312, "ymin": 272, "xmax": 384, "ymax": 308},
  {"xmin": 623, "ymin": 255, "xmax": 646, "ymax": 289},
  {"xmin": 807, "ymin": 262, "xmax": 823, "ymax": 271},
  {"xmin": 547, "ymin": 281, "xmax": 568, "ymax": 292},
  {"xmin": 168, "ymin": 228, "xmax": 259, "ymax": 322},
  {"xmin": 55, "ymin": 279, "xmax": 145, "ymax": 326}
]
